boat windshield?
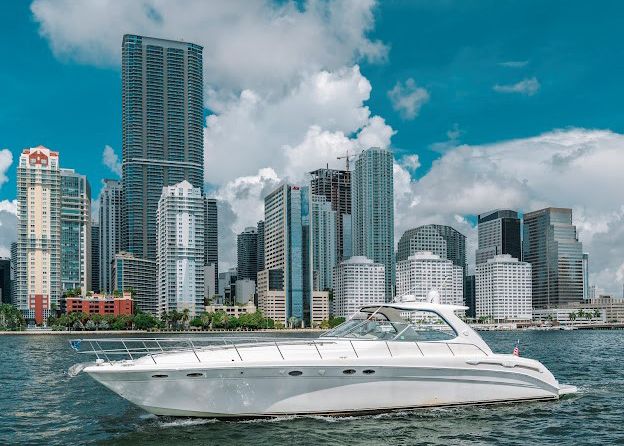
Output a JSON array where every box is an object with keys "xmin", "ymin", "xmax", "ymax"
[{"xmin": 322, "ymin": 307, "xmax": 457, "ymax": 342}]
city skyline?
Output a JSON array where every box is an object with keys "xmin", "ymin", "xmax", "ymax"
[{"xmin": 0, "ymin": 1, "xmax": 623, "ymax": 296}]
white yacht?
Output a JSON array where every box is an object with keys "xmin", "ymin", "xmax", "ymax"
[{"xmin": 72, "ymin": 298, "xmax": 576, "ymax": 418}]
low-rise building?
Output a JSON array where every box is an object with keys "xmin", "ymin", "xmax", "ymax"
[
  {"xmin": 65, "ymin": 291, "xmax": 133, "ymax": 316},
  {"xmin": 311, "ymin": 291, "xmax": 330, "ymax": 326},
  {"xmin": 532, "ymin": 307, "xmax": 606, "ymax": 325},
  {"xmin": 205, "ymin": 301, "xmax": 257, "ymax": 318}
]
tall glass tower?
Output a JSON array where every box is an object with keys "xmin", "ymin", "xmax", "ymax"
[
  {"xmin": 476, "ymin": 209, "xmax": 521, "ymax": 264},
  {"xmin": 122, "ymin": 34, "xmax": 204, "ymax": 260},
  {"xmin": 523, "ymin": 207, "xmax": 584, "ymax": 308},
  {"xmin": 352, "ymin": 147, "xmax": 394, "ymax": 301}
]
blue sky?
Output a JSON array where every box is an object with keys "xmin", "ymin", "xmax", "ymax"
[{"xmin": 1, "ymin": 0, "xmax": 623, "ymax": 293}]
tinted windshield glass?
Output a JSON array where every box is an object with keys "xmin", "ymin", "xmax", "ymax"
[{"xmin": 322, "ymin": 308, "xmax": 457, "ymax": 341}]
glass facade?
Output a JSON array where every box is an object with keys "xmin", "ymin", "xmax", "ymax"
[
  {"xmin": 122, "ymin": 34, "xmax": 204, "ymax": 261},
  {"xmin": 476, "ymin": 209, "xmax": 521, "ymax": 264},
  {"xmin": 397, "ymin": 224, "xmax": 466, "ymax": 271},
  {"xmin": 523, "ymin": 207, "xmax": 584, "ymax": 308},
  {"xmin": 352, "ymin": 147, "xmax": 395, "ymax": 301}
]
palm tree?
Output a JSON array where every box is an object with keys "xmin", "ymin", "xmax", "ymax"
[
  {"xmin": 181, "ymin": 308, "xmax": 190, "ymax": 329},
  {"xmin": 568, "ymin": 312, "xmax": 576, "ymax": 321},
  {"xmin": 594, "ymin": 309, "xmax": 601, "ymax": 319}
]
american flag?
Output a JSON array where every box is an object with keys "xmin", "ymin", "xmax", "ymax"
[{"xmin": 513, "ymin": 343, "xmax": 520, "ymax": 357}]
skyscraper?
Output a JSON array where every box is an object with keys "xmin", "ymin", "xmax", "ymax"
[
  {"xmin": 99, "ymin": 179, "xmax": 123, "ymax": 292},
  {"xmin": 310, "ymin": 168, "xmax": 351, "ymax": 262},
  {"xmin": 16, "ymin": 146, "xmax": 61, "ymax": 324},
  {"xmin": 523, "ymin": 207, "xmax": 584, "ymax": 308},
  {"xmin": 583, "ymin": 253, "xmax": 589, "ymax": 300},
  {"xmin": 122, "ymin": 34, "xmax": 204, "ymax": 261},
  {"xmin": 310, "ymin": 195, "xmax": 337, "ymax": 291},
  {"xmin": 0, "ymin": 258, "xmax": 11, "ymax": 305},
  {"xmin": 204, "ymin": 197, "xmax": 218, "ymax": 291},
  {"xmin": 352, "ymin": 147, "xmax": 394, "ymax": 301},
  {"xmin": 10, "ymin": 242, "xmax": 17, "ymax": 305},
  {"xmin": 60, "ymin": 168, "xmax": 91, "ymax": 293},
  {"xmin": 91, "ymin": 222, "xmax": 100, "ymax": 293},
  {"xmin": 256, "ymin": 220, "xmax": 265, "ymax": 272},
  {"xmin": 237, "ymin": 227, "xmax": 258, "ymax": 281},
  {"xmin": 257, "ymin": 184, "xmax": 312, "ymax": 324},
  {"xmin": 396, "ymin": 225, "xmax": 466, "ymax": 272},
  {"xmin": 157, "ymin": 181, "xmax": 205, "ymax": 317},
  {"xmin": 112, "ymin": 251, "xmax": 157, "ymax": 315},
  {"xmin": 475, "ymin": 209, "xmax": 521, "ymax": 265},
  {"xmin": 333, "ymin": 256, "xmax": 385, "ymax": 318}
]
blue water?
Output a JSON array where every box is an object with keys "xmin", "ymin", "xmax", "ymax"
[{"xmin": 0, "ymin": 331, "xmax": 623, "ymax": 445}]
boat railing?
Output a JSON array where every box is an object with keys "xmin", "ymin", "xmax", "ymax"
[{"xmin": 69, "ymin": 336, "xmax": 489, "ymax": 364}]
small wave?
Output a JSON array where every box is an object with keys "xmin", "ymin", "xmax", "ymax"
[
  {"xmin": 66, "ymin": 362, "xmax": 94, "ymax": 377},
  {"xmin": 159, "ymin": 418, "xmax": 219, "ymax": 428}
]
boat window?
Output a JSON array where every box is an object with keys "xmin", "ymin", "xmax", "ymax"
[
  {"xmin": 151, "ymin": 374, "xmax": 168, "ymax": 378},
  {"xmin": 321, "ymin": 308, "xmax": 456, "ymax": 342},
  {"xmin": 288, "ymin": 371, "xmax": 303, "ymax": 376}
]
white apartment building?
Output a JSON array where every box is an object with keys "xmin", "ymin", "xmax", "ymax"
[
  {"xmin": 476, "ymin": 254, "xmax": 532, "ymax": 322},
  {"xmin": 396, "ymin": 251, "xmax": 463, "ymax": 306},
  {"xmin": 333, "ymin": 256, "xmax": 385, "ymax": 318},
  {"xmin": 16, "ymin": 146, "xmax": 61, "ymax": 324},
  {"xmin": 157, "ymin": 181, "xmax": 205, "ymax": 317}
]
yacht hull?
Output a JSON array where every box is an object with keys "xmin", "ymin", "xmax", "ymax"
[{"xmin": 85, "ymin": 360, "xmax": 563, "ymax": 418}]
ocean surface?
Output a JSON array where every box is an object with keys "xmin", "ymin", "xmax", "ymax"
[{"xmin": 0, "ymin": 330, "xmax": 622, "ymax": 445}]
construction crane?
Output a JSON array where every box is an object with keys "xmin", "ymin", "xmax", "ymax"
[{"xmin": 337, "ymin": 150, "xmax": 357, "ymax": 171}]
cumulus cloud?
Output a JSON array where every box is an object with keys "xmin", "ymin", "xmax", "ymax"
[
  {"xmin": 493, "ymin": 77, "xmax": 540, "ymax": 96},
  {"xmin": 387, "ymin": 78, "xmax": 430, "ymax": 119},
  {"xmin": 102, "ymin": 145, "xmax": 121, "ymax": 177},
  {"xmin": 394, "ymin": 128, "xmax": 624, "ymax": 294},
  {"xmin": 31, "ymin": 0, "xmax": 387, "ymax": 102},
  {"xmin": 0, "ymin": 149, "xmax": 13, "ymax": 188}
]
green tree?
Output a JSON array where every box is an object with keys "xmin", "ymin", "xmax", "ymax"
[
  {"xmin": 569, "ymin": 312, "xmax": 577, "ymax": 321},
  {"xmin": 328, "ymin": 317, "xmax": 345, "ymax": 328},
  {"xmin": 190, "ymin": 316, "xmax": 203, "ymax": 328}
]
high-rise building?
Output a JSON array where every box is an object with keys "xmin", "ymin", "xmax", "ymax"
[
  {"xmin": 475, "ymin": 209, "xmax": 521, "ymax": 265},
  {"xmin": 256, "ymin": 220, "xmax": 265, "ymax": 272},
  {"xmin": 112, "ymin": 252, "xmax": 157, "ymax": 315},
  {"xmin": 0, "ymin": 258, "xmax": 11, "ymax": 304},
  {"xmin": 352, "ymin": 147, "xmax": 394, "ymax": 301},
  {"xmin": 16, "ymin": 146, "xmax": 61, "ymax": 324},
  {"xmin": 60, "ymin": 168, "xmax": 91, "ymax": 293},
  {"xmin": 395, "ymin": 252, "xmax": 463, "ymax": 306},
  {"xmin": 122, "ymin": 34, "xmax": 204, "ymax": 261},
  {"xmin": 583, "ymin": 253, "xmax": 589, "ymax": 300},
  {"xmin": 99, "ymin": 179, "xmax": 123, "ymax": 292},
  {"xmin": 310, "ymin": 195, "xmax": 337, "ymax": 291},
  {"xmin": 333, "ymin": 256, "xmax": 385, "ymax": 318},
  {"xmin": 91, "ymin": 222, "xmax": 100, "ymax": 293},
  {"xmin": 397, "ymin": 225, "xmax": 466, "ymax": 271},
  {"xmin": 10, "ymin": 242, "xmax": 17, "ymax": 305},
  {"xmin": 157, "ymin": 181, "xmax": 205, "ymax": 317},
  {"xmin": 476, "ymin": 254, "xmax": 532, "ymax": 322},
  {"xmin": 523, "ymin": 207, "xmax": 584, "ymax": 308},
  {"xmin": 237, "ymin": 227, "xmax": 258, "ymax": 281},
  {"xmin": 204, "ymin": 197, "xmax": 218, "ymax": 291},
  {"xmin": 464, "ymin": 274, "xmax": 476, "ymax": 318},
  {"xmin": 310, "ymin": 168, "xmax": 351, "ymax": 262},
  {"xmin": 257, "ymin": 184, "xmax": 312, "ymax": 325}
]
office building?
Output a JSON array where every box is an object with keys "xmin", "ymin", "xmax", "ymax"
[
  {"xmin": 204, "ymin": 197, "xmax": 218, "ymax": 292},
  {"xmin": 333, "ymin": 256, "xmax": 385, "ymax": 318},
  {"xmin": 476, "ymin": 209, "xmax": 521, "ymax": 265},
  {"xmin": 256, "ymin": 269, "xmax": 286, "ymax": 324},
  {"xmin": 99, "ymin": 179, "xmax": 123, "ymax": 292},
  {"xmin": 156, "ymin": 181, "xmax": 205, "ymax": 317},
  {"xmin": 523, "ymin": 207, "xmax": 584, "ymax": 308},
  {"xmin": 112, "ymin": 251, "xmax": 157, "ymax": 315},
  {"xmin": 204, "ymin": 263, "xmax": 217, "ymax": 302},
  {"xmin": 256, "ymin": 220, "xmax": 265, "ymax": 272},
  {"xmin": 352, "ymin": 147, "xmax": 394, "ymax": 301},
  {"xmin": 122, "ymin": 34, "xmax": 204, "ymax": 261},
  {"xmin": 218, "ymin": 267, "xmax": 237, "ymax": 301},
  {"xmin": 310, "ymin": 195, "xmax": 337, "ymax": 291},
  {"xmin": 235, "ymin": 278, "xmax": 256, "ymax": 305},
  {"xmin": 311, "ymin": 291, "xmax": 330, "ymax": 326},
  {"xmin": 60, "ymin": 168, "xmax": 91, "ymax": 293},
  {"xmin": 396, "ymin": 252, "xmax": 463, "ymax": 306},
  {"xmin": 397, "ymin": 224, "xmax": 466, "ymax": 271},
  {"xmin": 310, "ymin": 168, "xmax": 351, "ymax": 262},
  {"xmin": 257, "ymin": 184, "xmax": 312, "ymax": 325},
  {"xmin": 237, "ymin": 227, "xmax": 258, "ymax": 281},
  {"xmin": 583, "ymin": 253, "xmax": 590, "ymax": 300},
  {"xmin": 475, "ymin": 254, "xmax": 532, "ymax": 322},
  {"xmin": 91, "ymin": 222, "xmax": 100, "ymax": 293},
  {"xmin": 16, "ymin": 146, "xmax": 61, "ymax": 324},
  {"xmin": 66, "ymin": 291, "xmax": 133, "ymax": 316},
  {"xmin": 0, "ymin": 258, "xmax": 11, "ymax": 304}
]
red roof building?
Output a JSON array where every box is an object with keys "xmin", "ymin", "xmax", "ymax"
[{"xmin": 65, "ymin": 291, "xmax": 133, "ymax": 316}]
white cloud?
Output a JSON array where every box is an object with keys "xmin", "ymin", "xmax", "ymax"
[
  {"xmin": 0, "ymin": 149, "xmax": 13, "ymax": 188},
  {"xmin": 400, "ymin": 154, "xmax": 421, "ymax": 172},
  {"xmin": 387, "ymin": 78, "xmax": 430, "ymax": 119},
  {"xmin": 31, "ymin": 0, "xmax": 387, "ymax": 102},
  {"xmin": 0, "ymin": 199, "xmax": 17, "ymax": 215},
  {"xmin": 394, "ymin": 128, "xmax": 624, "ymax": 294},
  {"xmin": 493, "ymin": 77, "xmax": 540, "ymax": 96},
  {"xmin": 499, "ymin": 60, "xmax": 529, "ymax": 68},
  {"xmin": 102, "ymin": 145, "xmax": 121, "ymax": 177}
]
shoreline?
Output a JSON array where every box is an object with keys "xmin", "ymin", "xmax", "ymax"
[{"xmin": 0, "ymin": 328, "xmax": 326, "ymax": 336}]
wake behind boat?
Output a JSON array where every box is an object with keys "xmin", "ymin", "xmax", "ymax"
[{"xmin": 70, "ymin": 298, "xmax": 576, "ymax": 418}]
